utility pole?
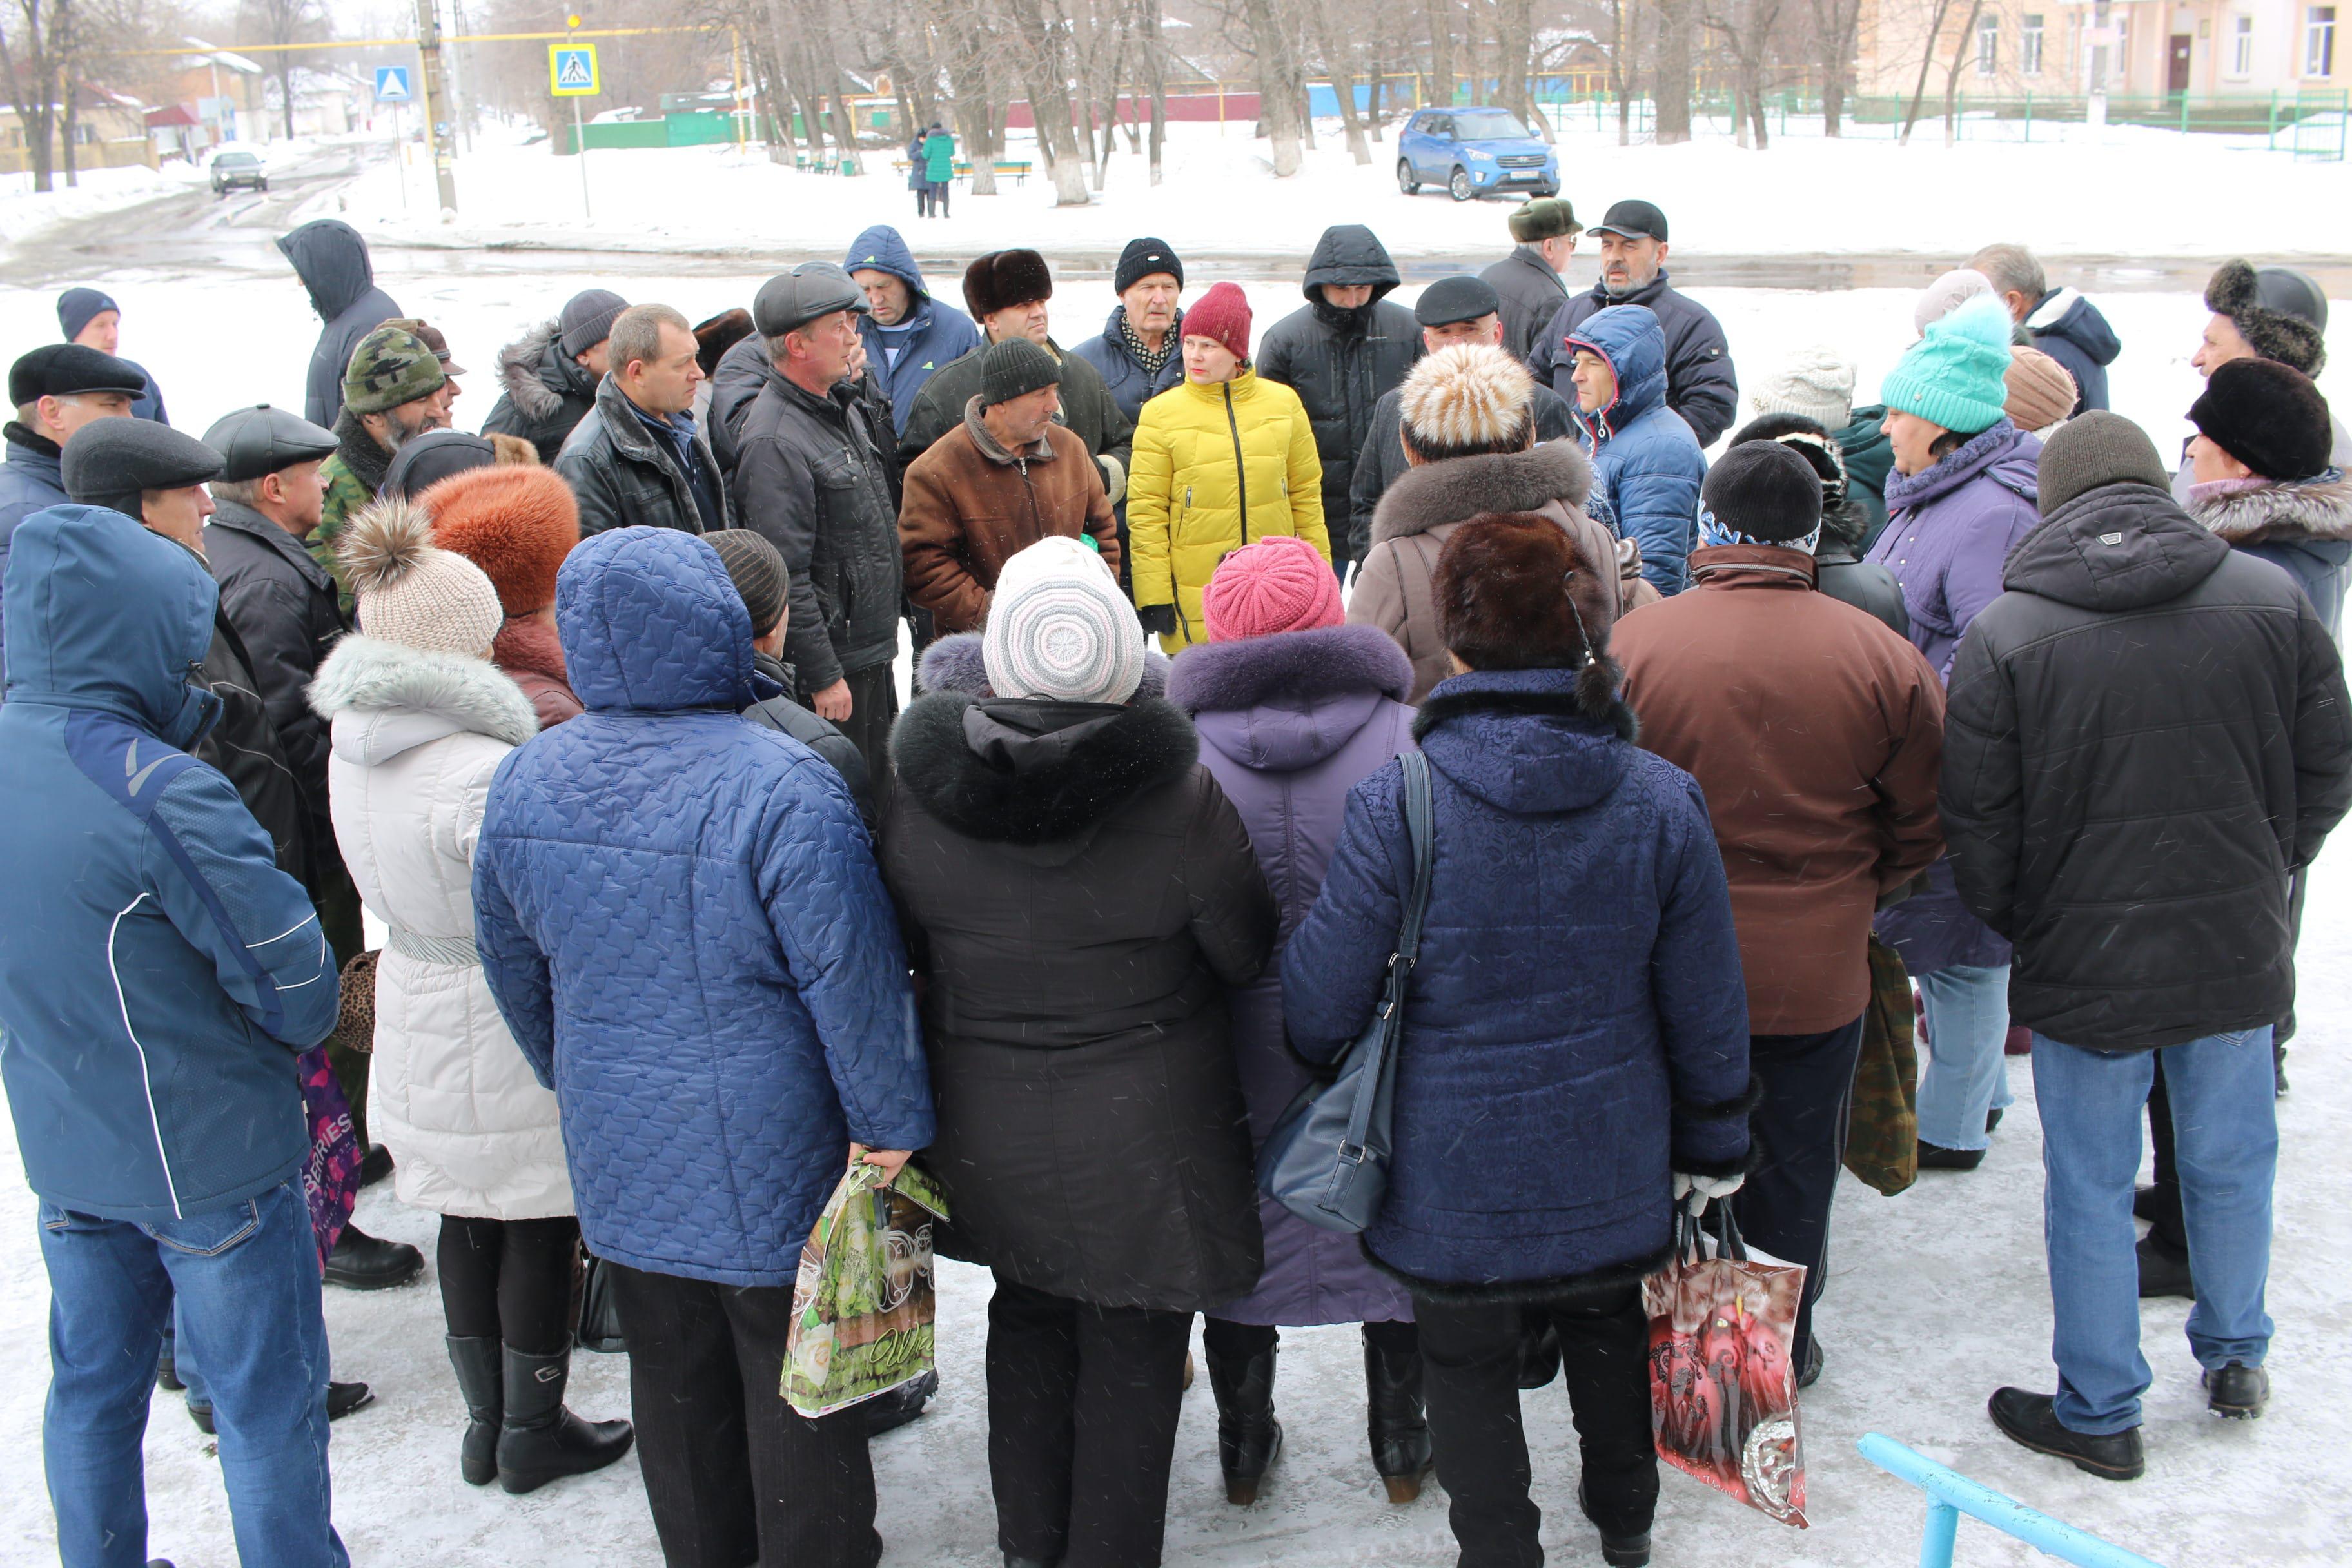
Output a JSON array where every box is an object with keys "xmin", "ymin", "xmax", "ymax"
[
  {"xmin": 449, "ymin": 0, "xmax": 477, "ymax": 152},
  {"xmin": 414, "ymin": 0, "xmax": 460, "ymax": 211}
]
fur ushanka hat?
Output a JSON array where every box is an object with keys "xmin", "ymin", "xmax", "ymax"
[
  {"xmin": 426, "ymin": 464, "xmax": 582, "ymax": 616},
  {"xmin": 963, "ymin": 249, "xmax": 1054, "ymax": 321},
  {"xmin": 2205, "ymin": 259, "xmax": 2329, "ymax": 377}
]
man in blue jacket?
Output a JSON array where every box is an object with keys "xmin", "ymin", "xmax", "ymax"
[
  {"xmin": 0, "ymin": 504, "xmax": 347, "ymax": 1567},
  {"xmin": 1565, "ymin": 303, "xmax": 1708, "ymax": 596},
  {"xmin": 843, "ymin": 222, "xmax": 981, "ymax": 436},
  {"xmin": 475, "ymin": 525, "xmax": 935, "ymax": 1567},
  {"xmin": 1970, "ymin": 242, "xmax": 2119, "ymax": 416}
]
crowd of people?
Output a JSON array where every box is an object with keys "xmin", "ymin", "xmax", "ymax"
[{"xmin": 0, "ymin": 192, "xmax": 2344, "ymax": 1568}]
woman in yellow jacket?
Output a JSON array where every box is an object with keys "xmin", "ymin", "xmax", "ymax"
[{"xmin": 1130, "ymin": 282, "xmax": 1329, "ymax": 651}]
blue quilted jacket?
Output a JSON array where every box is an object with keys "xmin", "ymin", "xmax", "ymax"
[
  {"xmin": 1566, "ymin": 304, "xmax": 1708, "ymax": 598},
  {"xmin": 473, "ymin": 527, "xmax": 935, "ymax": 1287}
]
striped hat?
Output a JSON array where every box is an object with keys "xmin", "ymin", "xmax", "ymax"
[{"xmin": 983, "ymin": 536, "xmax": 1146, "ymax": 705}]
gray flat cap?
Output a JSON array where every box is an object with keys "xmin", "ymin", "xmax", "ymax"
[
  {"xmin": 202, "ymin": 404, "xmax": 339, "ymax": 483},
  {"xmin": 63, "ymin": 418, "xmax": 224, "ymax": 515},
  {"xmin": 753, "ymin": 262, "xmax": 870, "ymax": 339}
]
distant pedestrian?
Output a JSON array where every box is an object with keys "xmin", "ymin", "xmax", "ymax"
[
  {"xmin": 554, "ymin": 302, "xmax": 729, "ymax": 538},
  {"xmin": 1257, "ymin": 224, "xmax": 1424, "ymax": 583},
  {"xmin": 481, "ymin": 288, "xmax": 628, "ymax": 462},
  {"xmin": 923, "ymin": 121, "xmax": 957, "ymax": 217},
  {"xmin": 1968, "ymin": 243, "xmax": 2118, "ymax": 416},
  {"xmin": 426, "ymin": 463, "xmax": 587, "ymax": 728},
  {"xmin": 1946, "ymin": 412, "xmax": 2352, "ymax": 1476},
  {"xmin": 844, "ymin": 224, "xmax": 984, "ymax": 436},
  {"xmin": 1479, "ymin": 195, "xmax": 1580, "ymax": 365},
  {"xmin": 907, "ymin": 127, "xmax": 933, "ymax": 217},
  {"xmin": 57, "ymin": 287, "xmax": 166, "ymax": 422},
  {"xmin": 1530, "ymin": 200, "xmax": 1738, "ymax": 447},
  {"xmin": 315, "ymin": 323, "xmax": 453, "ymax": 594},
  {"xmin": 1564, "ymin": 302, "xmax": 1708, "ymax": 596},
  {"xmin": 279, "ymin": 218, "xmax": 402, "ymax": 428}
]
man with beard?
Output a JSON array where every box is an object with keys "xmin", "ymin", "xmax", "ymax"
[{"xmin": 313, "ymin": 322, "xmax": 451, "ymax": 597}]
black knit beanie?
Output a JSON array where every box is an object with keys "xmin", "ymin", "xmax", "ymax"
[
  {"xmin": 1115, "ymin": 237, "xmax": 1183, "ymax": 295},
  {"xmin": 2190, "ymin": 358, "xmax": 2334, "ymax": 482},
  {"xmin": 981, "ymin": 337, "xmax": 1060, "ymax": 407}
]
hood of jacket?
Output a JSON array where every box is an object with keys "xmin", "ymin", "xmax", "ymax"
[
  {"xmin": 2028, "ymin": 289, "xmax": 2122, "ymax": 368},
  {"xmin": 310, "ymin": 632, "xmax": 539, "ymax": 764},
  {"xmin": 917, "ymin": 629, "xmax": 1171, "ymax": 704},
  {"xmin": 276, "ymin": 219, "xmax": 374, "ymax": 322},
  {"xmin": 1168, "ymin": 623, "xmax": 1412, "ymax": 774},
  {"xmin": 892, "ymin": 687, "xmax": 1200, "ymax": 846},
  {"xmin": 493, "ymin": 614, "xmax": 571, "ymax": 685},
  {"xmin": 4, "ymin": 504, "xmax": 221, "ymax": 746},
  {"xmin": 1885, "ymin": 419, "xmax": 2040, "ymax": 515},
  {"xmin": 1565, "ymin": 305, "xmax": 1669, "ymax": 442},
  {"xmin": 556, "ymin": 525, "xmax": 758, "ymax": 713},
  {"xmin": 1301, "ymin": 224, "xmax": 1402, "ymax": 302},
  {"xmin": 844, "ymin": 224, "xmax": 930, "ymax": 299},
  {"xmin": 2002, "ymin": 480, "xmax": 2231, "ymax": 612},
  {"xmin": 1410, "ymin": 665, "xmax": 1637, "ymax": 815},
  {"xmin": 2186, "ymin": 468, "xmax": 2352, "ymax": 547},
  {"xmin": 498, "ymin": 320, "xmax": 599, "ymax": 422},
  {"xmin": 1371, "ymin": 441, "xmax": 1596, "ymax": 545}
]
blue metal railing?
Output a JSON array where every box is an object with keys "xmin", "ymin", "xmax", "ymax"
[{"xmin": 1857, "ymin": 1434, "xmax": 2168, "ymax": 1568}]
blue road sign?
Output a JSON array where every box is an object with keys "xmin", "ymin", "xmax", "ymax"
[{"xmin": 375, "ymin": 66, "xmax": 412, "ymax": 102}]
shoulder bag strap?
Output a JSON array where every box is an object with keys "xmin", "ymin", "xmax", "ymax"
[{"xmin": 1341, "ymin": 752, "xmax": 1436, "ymax": 1160}]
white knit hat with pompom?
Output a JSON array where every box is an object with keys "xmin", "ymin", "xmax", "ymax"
[
  {"xmin": 1398, "ymin": 343, "xmax": 1535, "ymax": 453},
  {"xmin": 338, "ymin": 495, "xmax": 506, "ymax": 658}
]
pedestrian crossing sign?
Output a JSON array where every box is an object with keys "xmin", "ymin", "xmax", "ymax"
[{"xmin": 549, "ymin": 44, "xmax": 600, "ymax": 97}]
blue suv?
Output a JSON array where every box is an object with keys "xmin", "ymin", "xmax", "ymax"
[{"xmin": 1396, "ymin": 107, "xmax": 1559, "ymax": 202}]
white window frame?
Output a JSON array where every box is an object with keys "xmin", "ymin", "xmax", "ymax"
[
  {"xmin": 2022, "ymin": 14, "xmax": 2046, "ymax": 75},
  {"xmin": 2309, "ymin": 5, "xmax": 2338, "ymax": 75},
  {"xmin": 2230, "ymin": 13, "xmax": 2255, "ymax": 77},
  {"xmin": 1977, "ymin": 12, "xmax": 2001, "ymax": 75}
]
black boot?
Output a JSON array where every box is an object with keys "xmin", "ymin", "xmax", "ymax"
[
  {"xmin": 1363, "ymin": 1329, "xmax": 1433, "ymax": 1503},
  {"xmin": 2204, "ymin": 1361, "xmax": 2270, "ymax": 1420},
  {"xmin": 189, "ymin": 1378, "xmax": 370, "ymax": 1436},
  {"xmin": 324, "ymin": 1223, "xmax": 424, "ymax": 1290},
  {"xmin": 1917, "ymin": 1139, "xmax": 1985, "ymax": 1171},
  {"xmin": 496, "ymin": 1346, "xmax": 635, "ymax": 1494},
  {"xmin": 1206, "ymin": 1337, "xmax": 1282, "ymax": 1505},
  {"xmin": 447, "ymin": 1335, "xmax": 502, "ymax": 1485},
  {"xmin": 1987, "ymin": 1388, "xmax": 2144, "ymax": 1480},
  {"xmin": 2137, "ymin": 1233, "xmax": 2195, "ymax": 1300},
  {"xmin": 863, "ymin": 1368, "xmax": 937, "ymax": 1436},
  {"xmin": 1578, "ymin": 1478, "xmax": 1652, "ymax": 1567},
  {"xmin": 1516, "ymin": 1313, "xmax": 1561, "ymax": 1389}
]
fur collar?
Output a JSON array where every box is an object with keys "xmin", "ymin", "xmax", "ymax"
[
  {"xmin": 308, "ymin": 633, "xmax": 538, "ymax": 746},
  {"xmin": 1412, "ymin": 663, "xmax": 1637, "ymax": 744},
  {"xmin": 1166, "ymin": 623, "xmax": 1413, "ymax": 714},
  {"xmin": 891, "ymin": 689, "xmax": 1199, "ymax": 845},
  {"xmin": 493, "ymin": 616, "xmax": 570, "ymax": 685},
  {"xmin": 961, "ymin": 396, "xmax": 1058, "ymax": 466},
  {"xmin": 918, "ymin": 630, "xmax": 1170, "ymax": 704},
  {"xmin": 330, "ymin": 407, "xmax": 393, "ymax": 494},
  {"xmin": 1371, "ymin": 442, "xmax": 1595, "ymax": 545},
  {"xmin": 2186, "ymin": 468, "xmax": 2352, "ymax": 546},
  {"xmin": 496, "ymin": 320, "xmax": 569, "ymax": 421}
]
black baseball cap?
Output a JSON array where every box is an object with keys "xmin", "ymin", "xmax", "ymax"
[
  {"xmin": 1413, "ymin": 276, "xmax": 1503, "ymax": 329},
  {"xmin": 1589, "ymin": 199, "xmax": 1668, "ymax": 243}
]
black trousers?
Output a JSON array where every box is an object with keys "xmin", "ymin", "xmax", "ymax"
[
  {"xmin": 435, "ymin": 1214, "xmax": 580, "ymax": 1355},
  {"xmin": 606, "ymin": 1262, "xmax": 878, "ymax": 1568},
  {"xmin": 1199, "ymin": 1317, "xmax": 1418, "ymax": 1364},
  {"xmin": 986, "ymin": 1273, "xmax": 1191, "ymax": 1568},
  {"xmin": 1415, "ymin": 1287, "xmax": 1656, "ymax": 1567},
  {"xmin": 838, "ymin": 662, "xmax": 899, "ymax": 829},
  {"xmin": 1732, "ymin": 1015, "xmax": 1865, "ymax": 1371}
]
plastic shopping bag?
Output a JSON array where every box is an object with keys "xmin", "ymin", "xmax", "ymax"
[
  {"xmin": 296, "ymin": 1046, "xmax": 362, "ymax": 1270},
  {"xmin": 783, "ymin": 1161, "xmax": 949, "ymax": 1418},
  {"xmin": 1643, "ymin": 1206, "xmax": 1808, "ymax": 1527}
]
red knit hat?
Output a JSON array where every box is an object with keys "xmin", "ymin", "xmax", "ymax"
[
  {"xmin": 425, "ymin": 464, "xmax": 581, "ymax": 616},
  {"xmin": 1202, "ymin": 534, "xmax": 1340, "ymax": 642},
  {"xmin": 1184, "ymin": 282, "xmax": 1253, "ymax": 364}
]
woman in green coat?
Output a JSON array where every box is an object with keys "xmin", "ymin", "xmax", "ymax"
[{"xmin": 923, "ymin": 123, "xmax": 956, "ymax": 217}]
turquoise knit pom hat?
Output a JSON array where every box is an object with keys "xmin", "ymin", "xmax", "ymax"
[{"xmin": 1878, "ymin": 295, "xmax": 2013, "ymax": 435}]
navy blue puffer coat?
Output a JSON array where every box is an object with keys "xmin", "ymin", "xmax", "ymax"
[{"xmin": 473, "ymin": 527, "xmax": 934, "ymax": 1287}]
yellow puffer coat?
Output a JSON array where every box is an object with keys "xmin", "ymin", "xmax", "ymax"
[{"xmin": 1128, "ymin": 368, "xmax": 1329, "ymax": 651}]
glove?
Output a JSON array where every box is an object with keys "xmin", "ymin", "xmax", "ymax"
[
  {"xmin": 1672, "ymin": 1171, "xmax": 1745, "ymax": 1217},
  {"xmin": 1137, "ymin": 603, "xmax": 1177, "ymax": 637}
]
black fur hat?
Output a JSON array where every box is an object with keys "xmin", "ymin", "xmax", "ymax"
[
  {"xmin": 2205, "ymin": 259, "xmax": 2328, "ymax": 377},
  {"xmin": 2191, "ymin": 358, "xmax": 2334, "ymax": 482},
  {"xmin": 1433, "ymin": 512, "xmax": 1617, "ymax": 714},
  {"xmin": 963, "ymin": 249, "xmax": 1054, "ymax": 320}
]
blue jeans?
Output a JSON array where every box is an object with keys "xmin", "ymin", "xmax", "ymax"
[
  {"xmin": 38, "ymin": 1179, "xmax": 348, "ymax": 1568},
  {"xmin": 2031, "ymin": 1028, "xmax": 2277, "ymax": 1435},
  {"xmin": 1915, "ymin": 963, "xmax": 2014, "ymax": 1150}
]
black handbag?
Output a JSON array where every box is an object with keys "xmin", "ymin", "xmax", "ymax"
[
  {"xmin": 1257, "ymin": 750, "xmax": 1434, "ymax": 1233},
  {"xmin": 576, "ymin": 1251, "xmax": 627, "ymax": 1355}
]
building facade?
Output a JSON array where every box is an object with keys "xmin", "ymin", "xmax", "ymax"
[{"xmin": 1857, "ymin": 0, "xmax": 2343, "ymax": 99}]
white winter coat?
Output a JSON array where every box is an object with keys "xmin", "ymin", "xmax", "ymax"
[{"xmin": 310, "ymin": 635, "xmax": 573, "ymax": 1220}]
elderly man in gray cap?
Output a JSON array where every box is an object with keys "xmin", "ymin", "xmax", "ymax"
[
  {"xmin": 555, "ymin": 302, "xmax": 729, "ymax": 540},
  {"xmin": 730, "ymin": 263, "xmax": 903, "ymax": 796}
]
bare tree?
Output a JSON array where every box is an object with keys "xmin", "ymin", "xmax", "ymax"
[
  {"xmin": 1703, "ymin": 0, "xmax": 1783, "ymax": 147},
  {"xmin": 1808, "ymin": 0, "xmax": 1857, "ymax": 133},
  {"xmin": 1651, "ymin": 0, "xmax": 1693, "ymax": 142},
  {"xmin": 1004, "ymin": 0, "xmax": 1092, "ymax": 201},
  {"xmin": 1138, "ymin": 0, "xmax": 1166, "ymax": 181},
  {"xmin": 1490, "ymin": 0, "xmax": 1536, "ymax": 131},
  {"xmin": 1937, "ymin": 0, "xmax": 1984, "ymax": 144},
  {"xmin": 1897, "ymin": 0, "xmax": 1959, "ymax": 143},
  {"xmin": 0, "ymin": 0, "xmax": 74, "ymax": 191},
  {"xmin": 242, "ymin": 0, "xmax": 319, "ymax": 141},
  {"xmin": 1308, "ymin": 0, "xmax": 1371, "ymax": 162},
  {"xmin": 1426, "ymin": 0, "xmax": 1453, "ymax": 114},
  {"xmin": 1240, "ymin": 0, "xmax": 1302, "ymax": 174}
]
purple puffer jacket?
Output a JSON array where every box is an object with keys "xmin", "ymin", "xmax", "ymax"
[
  {"xmin": 1868, "ymin": 419, "xmax": 2041, "ymax": 975},
  {"xmin": 1166, "ymin": 622, "xmax": 1418, "ymax": 1327}
]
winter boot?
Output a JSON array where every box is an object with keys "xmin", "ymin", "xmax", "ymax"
[
  {"xmin": 1916, "ymin": 1139, "xmax": 1985, "ymax": 1172},
  {"xmin": 1206, "ymin": 1337, "xmax": 1282, "ymax": 1505},
  {"xmin": 1987, "ymin": 1388, "xmax": 2144, "ymax": 1480},
  {"xmin": 863, "ymin": 1368, "xmax": 937, "ymax": 1436},
  {"xmin": 1516, "ymin": 1313, "xmax": 1561, "ymax": 1389},
  {"xmin": 447, "ymin": 1335, "xmax": 503, "ymax": 1485},
  {"xmin": 2204, "ymin": 1362, "xmax": 2270, "ymax": 1420},
  {"xmin": 2137, "ymin": 1233, "xmax": 2195, "ymax": 1300},
  {"xmin": 1577, "ymin": 1478, "xmax": 1652, "ymax": 1567},
  {"xmin": 1364, "ymin": 1330, "xmax": 1433, "ymax": 1503},
  {"xmin": 496, "ymin": 1346, "xmax": 635, "ymax": 1495}
]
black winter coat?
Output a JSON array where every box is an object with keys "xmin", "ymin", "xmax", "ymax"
[
  {"xmin": 554, "ymin": 375, "xmax": 732, "ymax": 540},
  {"xmin": 1528, "ymin": 271, "xmax": 1738, "ymax": 447},
  {"xmin": 1347, "ymin": 380, "xmax": 1576, "ymax": 562},
  {"xmin": 195, "ymin": 607, "xmax": 309, "ymax": 883},
  {"xmin": 481, "ymin": 320, "xmax": 601, "ymax": 462},
  {"xmin": 732, "ymin": 364, "xmax": 902, "ymax": 692},
  {"xmin": 1943, "ymin": 480, "xmax": 2352, "ymax": 1050},
  {"xmin": 1257, "ymin": 228, "xmax": 1425, "ymax": 569},
  {"xmin": 1480, "ymin": 244, "xmax": 1571, "ymax": 366},
  {"xmin": 1813, "ymin": 502, "xmax": 1908, "ymax": 636},
  {"xmin": 882, "ymin": 691, "xmax": 1277, "ymax": 1312},
  {"xmin": 277, "ymin": 220, "xmax": 401, "ymax": 429},
  {"xmin": 743, "ymin": 650, "xmax": 875, "ymax": 832},
  {"xmin": 896, "ymin": 337, "xmax": 1135, "ymax": 505}
]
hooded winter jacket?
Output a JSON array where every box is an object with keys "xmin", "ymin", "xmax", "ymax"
[
  {"xmin": 473, "ymin": 528, "xmax": 934, "ymax": 1287},
  {"xmin": 1166, "ymin": 623, "xmax": 1419, "ymax": 1327},
  {"xmin": 1943, "ymin": 480, "xmax": 2352, "ymax": 1050},
  {"xmin": 883, "ymin": 687, "xmax": 1277, "ymax": 1312},
  {"xmin": 843, "ymin": 225, "xmax": 984, "ymax": 435},
  {"xmin": 896, "ymin": 337, "xmax": 1135, "ymax": 505},
  {"xmin": 0, "ymin": 425, "xmax": 68, "ymax": 685},
  {"xmin": 1566, "ymin": 304, "xmax": 1708, "ymax": 597},
  {"xmin": 1071, "ymin": 306, "xmax": 1187, "ymax": 426},
  {"xmin": 1255, "ymin": 227, "xmax": 1424, "ymax": 573},
  {"xmin": 2187, "ymin": 469, "xmax": 2352, "ymax": 639},
  {"xmin": 554, "ymin": 373, "xmax": 732, "ymax": 540},
  {"xmin": 1834, "ymin": 404, "xmax": 1896, "ymax": 546},
  {"xmin": 480, "ymin": 320, "xmax": 603, "ymax": 462},
  {"xmin": 1349, "ymin": 442, "xmax": 1632, "ymax": 702},
  {"xmin": 278, "ymin": 220, "xmax": 402, "ymax": 429},
  {"xmin": 1128, "ymin": 368, "xmax": 1329, "ymax": 651},
  {"xmin": 1481, "ymin": 244, "xmax": 1571, "ymax": 367},
  {"xmin": 311, "ymin": 627, "xmax": 571, "ymax": 1220},
  {"xmin": 2024, "ymin": 288, "xmax": 2120, "ymax": 415},
  {"xmin": 1281, "ymin": 667, "xmax": 1752, "ymax": 1296},
  {"xmin": 0, "ymin": 505, "xmax": 338, "ymax": 1221},
  {"xmin": 1530, "ymin": 270, "xmax": 1738, "ymax": 447}
]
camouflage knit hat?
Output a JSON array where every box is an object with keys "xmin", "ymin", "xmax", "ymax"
[{"xmin": 342, "ymin": 323, "xmax": 447, "ymax": 416}]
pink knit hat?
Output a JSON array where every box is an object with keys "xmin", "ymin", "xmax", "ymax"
[
  {"xmin": 1202, "ymin": 534, "xmax": 1341, "ymax": 642},
  {"xmin": 1184, "ymin": 281, "xmax": 1253, "ymax": 363}
]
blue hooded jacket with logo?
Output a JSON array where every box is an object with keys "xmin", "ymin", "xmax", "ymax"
[
  {"xmin": 842, "ymin": 224, "xmax": 983, "ymax": 437},
  {"xmin": 0, "ymin": 505, "xmax": 338, "ymax": 1221},
  {"xmin": 1566, "ymin": 304, "xmax": 1709, "ymax": 597}
]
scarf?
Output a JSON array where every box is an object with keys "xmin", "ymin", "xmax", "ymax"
[
  {"xmin": 331, "ymin": 407, "xmax": 394, "ymax": 495},
  {"xmin": 1698, "ymin": 505, "xmax": 1821, "ymax": 556},
  {"xmin": 1117, "ymin": 305, "xmax": 1181, "ymax": 377}
]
